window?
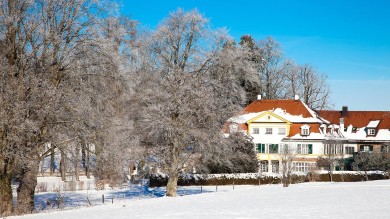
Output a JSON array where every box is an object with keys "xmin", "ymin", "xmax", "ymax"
[
  {"xmin": 252, "ymin": 127, "xmax": 259, "ymax": 134},
  {"xmin": 297, "ymin": 144, "xmax": 313, "ymax": 154},
  {"xmin": 269, "ymin": 144, "xmax": 279, "ymax": 153},
  {"xmin": 301, "ymin": 125, "xmax": 310, "ymax": 136},
  {"xmin": 257, "ymin": 144, "xmax": 266, "ymax": 153},
  {"xmin": 259, "ymin": 161, "xmax": 268, "ymax": 172},
  {"xmin": 265, "ymin": 128, "xmax": 273, "ymax": 135},
  {"xmin": 324, "ymin": 144, "xmax": 344, "ymax": 154},
  {"xmin": 345, "ymin": 146, "xmax": 354, "ymax": 154},
  {"xmin": 271, "ymin": 160, "xmax": 279, "ymax": 173},
  {"xmin": 360, "ymin": 145, "xmax": 373, "ymax": 152},
  {"xmin": 368, "ymin": 128, "xmax": 376, "ymax": 135},
  {"xmin": 278, "ymin": 128, "xmax": 286, "ymax": 135},
  {"xmin": 230, "ymin": 124, "xmax": 238, "ymax": 133},
  {"xmin": 381, "ymin": 145, "xmax": 390, "ymax": 153},
  {"xmin": 293, "ymin": 162, "xmax": 315, "ymax": 172},
  {"xmin": 257, "ymin": 143, "xmax": 279, "ymax": 153}
]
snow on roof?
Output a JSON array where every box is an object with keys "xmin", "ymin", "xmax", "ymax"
[
  {"xmin": 348, "ymin": 128, "xmax": 390, "ymax": 141},
  {"xmin": 301, "ymin": 101, "xmax": 330, "ymax": 123},
  {"xmin": 228, "ymin": 108, "xmax": 325, "ymax": 124},
  {"xmin": 367, "ymin": 120, "xmax": 381, "ymax": 128},
  {"xmin": 228, "ymin": 112, "xmax": 261, "ymax": 123},
  {"xmin": 287, "ymin": 132, "xmax": 325, "ymax": 140}
]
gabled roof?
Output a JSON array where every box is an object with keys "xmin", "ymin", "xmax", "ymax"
[
  {"xmin": 243, "ymin": 99, "xmax": 315, "ymax": 118},
  {"xmin": 317, "ymin": 110, "xmax": 390, "ymax": 129}
]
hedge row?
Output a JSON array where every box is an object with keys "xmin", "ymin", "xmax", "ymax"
[{"xmin": 149, "ymin": 172, "xmax": 389, "ymax": 187}]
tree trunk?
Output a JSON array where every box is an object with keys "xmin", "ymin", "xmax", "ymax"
[
  {"xmin": 364, "ymin": 170, "xmax": 369, "ymax": 181},
  {"xmin": 0, "ymin": 173, "xmax": 13, "ymax": 216},
  {"xmin": 60, "ymin": 150, "xmax": 66, "ymax": 181},
  {"xmin": 49, "ymin": 146, "xmax": 55, "ymax": 175},
  {"xmin": 166, "ymin": 171, "xmax": 179, "ymax": 197},
  {"xmin": 166, "ymin": 142, "xmax": 180, "ymax": 197},
  {"xmin": 16, "ymin": 163, "xmax": 39, "ymax": 214},
  {"xmin": 75, "ymin": 145, "xmax": 80, "ymax": 181},
  {"xmin": 86, "ymin": 148, "xmax": 90, "ymax": 179},
  {"xmin": 328, "ymin": 170, "xmax": 333, "ymax": 182}
]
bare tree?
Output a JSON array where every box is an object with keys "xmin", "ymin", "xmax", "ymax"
[
  {"xmin": 318, "ymin": 137, "xmax": 344, "ymax": 182},
  {"xmin": 236, "ymin": 35, "xmax": 332, "ymax": 109},
  {"xmin": 353, "ymin": 151, "xmax": 390, "ymax": 181},
  {"xmin": 257, "ymin": 37, "xmax": 289, "ymax": 99},
  {"xmin": 279, "ymin": 143, "xmax": 295, "ymax": 187},
  {"xmin": 296, "ymin": 64, "xmax": 332, "ymax": 110}
]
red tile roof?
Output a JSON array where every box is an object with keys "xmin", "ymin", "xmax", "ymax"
[
  {"xmin": 288, "ymin": 123, "xmax": 321, "ymax": 137},
  {"xmin": 242, "ymin": 99, "xmax": 313, "ymax": 118},
  {"xmin": 240, "ymin": 99, "xmax": 323, "ymax": 137},
  {"xmin": 318, "ymin": 110, "xmax": 390, "ymax": 129}
]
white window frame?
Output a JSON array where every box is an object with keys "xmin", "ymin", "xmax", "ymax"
[
  {"xmin": 265, "ymin": 128, "xmax": 273, "ymax": 135},
  {"xmin": 293, "ymin": 162, "xmax": 315, "ymax": 173},
  {"xmin": 252, "ymin": 127, "xmax": 259, "ymax": 134},
  {"xmin": 230, "ymin": 124, "xmax": 238, "ymax": 133},
  {"xmin": 368, "ymin": 128, "xmax": 375, "ymax": 135},
  {"xmin": 301, "ymin": 125, "xmax": 310, "ymax": 136},
  {"xmin": 259, "ymin": 161, "xmax": 268, "ymax": 172},
  {"xmin": 297, "ymin": 144, "xmax": 310, "ymax": 154},
  {"xmin": 362, "ymin": 145, "xmax": 372, "ymax": 152},
  {"xmin": 271, "ymin": 160, "xmax": 279, "ymax": 173},
  {"xmin": 278, "ymin": 128, "xmax": 286, "ymax": 135},
  {"xmin": 325, "ymin": 144, "xmax": 344, "ymax": 155}
]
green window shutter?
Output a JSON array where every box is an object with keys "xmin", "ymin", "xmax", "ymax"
[
  {"xmin": 360, "ymin": 145, "xmax": 364, "ymax": 151},
  {"xmin": 308, "ymin": 144, "xmax": 313, "ymax": 154},
  {"xmin": 369, "ymin": 145, "xmax": 373, "ymax": 151},
  {"xmin": 257, "ymin": 144, "xmax": 261, "ymax": 152},
  {"xmin": 261, "ymin": 144, "xmax": 265, "ymax": 153},
  {"xmin": 275, "ymin": 144, "xmax": 279, "ymax": 153}
]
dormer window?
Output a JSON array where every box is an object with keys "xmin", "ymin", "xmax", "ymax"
[
  {"xmin": 367, "ymin": 128, "xmax": 375, "ymax": 136},
  {"xmin": 301, "ymin": 125, "xmax": 310, "ymax": 136},
  {"xmin": 230, "ymin": 124, "xmax": 238, "ymax": 133}
]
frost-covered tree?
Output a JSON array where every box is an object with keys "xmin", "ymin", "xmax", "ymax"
[
  {"xmin": 0, "ymin": 0, "xmax": 134, "ymax": 214},
  {"xmin": 238, "ymin": 35, "xmax": 262, "ymax": 105},
  {"xmin": 132, "ymin": 9, "xmax": 248, "ymax": 196},
  {"xmin": 204, "ymin": 133, "xmax": 258, "ymax": 174}
]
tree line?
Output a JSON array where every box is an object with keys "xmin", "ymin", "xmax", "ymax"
[{"xmin": 0, "ymin": 1, "xmax": 332, "ymax": 215}]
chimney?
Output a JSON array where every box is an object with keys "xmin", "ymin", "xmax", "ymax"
[
  {"xmin": 341, "ymin": 106, "xmax": 348, "ymax": 117},
  {"xmin": 294, "ymin": 95, "xmax": 299, "ymax": 101},
  {"xmin": 340, "ymin": 118, "xmax": 345, "ymax": 133},
  {"xmin": 257, "ymin": 95, "xmax": 262, "ymax": 100}
]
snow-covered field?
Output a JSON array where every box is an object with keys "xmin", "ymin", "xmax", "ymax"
[{"xmin": 10, "ymin": 180, "xmax": 390, "ymax": 219}]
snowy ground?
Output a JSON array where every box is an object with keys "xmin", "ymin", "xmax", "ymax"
[{"xmin": 10, "ymin": 180, "xmax": 390, "ymax": 219}]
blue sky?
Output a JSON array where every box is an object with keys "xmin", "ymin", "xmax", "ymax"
[{"xmin": 120, "ymin": 0, "xmax": 390, "ymax": 110}]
